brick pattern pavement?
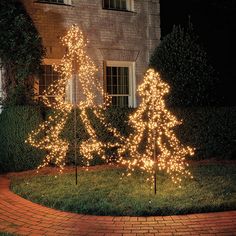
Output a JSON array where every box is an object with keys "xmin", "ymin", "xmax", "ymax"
[{"xmin": 0, "ymin": 176, "xmax": 236, "ymax": 236}]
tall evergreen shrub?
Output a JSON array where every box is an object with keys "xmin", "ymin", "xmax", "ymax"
[
  {"xmin": 150, "ymin": 25, "xmax": 217, "ymax": 107},
  {"xmin": 0, "ymin": 0, "xmax": 44, "ymax": 106}
]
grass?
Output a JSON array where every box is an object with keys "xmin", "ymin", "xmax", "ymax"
[
  {"xmin": 10, "ymin": 164, "xmax": 236, "ymax": 216},
  {"xmin": 0, "ymin": 233, "xmax": 16, "ymax": 236}
]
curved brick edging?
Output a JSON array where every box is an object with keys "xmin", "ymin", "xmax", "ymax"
[{"xmin": 0, "ymin": 176, "xmax": 236, "ymax": 236}]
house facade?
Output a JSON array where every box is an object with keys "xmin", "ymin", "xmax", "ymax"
[{"xmin": 20, "ymin": 0, "xmax": 160, "ymax": 107}]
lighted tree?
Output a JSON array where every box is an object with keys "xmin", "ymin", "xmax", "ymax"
[
  {"xmin": 26, "ymin": 25, "xmax": 123, "ymax": 173},
  {"xmin": 118, "ymin": 69, "xmax": 194, "ymax": 192}
]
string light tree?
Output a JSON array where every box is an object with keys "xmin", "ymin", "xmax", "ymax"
[
  {"xmin": 26, "ymin": 25, "xmax": 124, "ymax": 181},
  {"xmin": 118, "ymin": 69, "xmax": 195, "ymax": 194}
]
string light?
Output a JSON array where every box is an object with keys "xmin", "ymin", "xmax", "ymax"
[
  {"xmin": 118, "ymin": 69, "xmax": 194, "ymax": 187},
  {"xmin": 26, "ymin": 26, "xmax": 193, "ymax": 187},
  {"xmin": 26, "ymin": 25, "xmax": 124, "ymax": 172}
]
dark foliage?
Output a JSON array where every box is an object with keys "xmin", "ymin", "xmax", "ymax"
[
  {"xmin": 61, "ymin": 107, "xmax": 132, "ymax": 166},
  {"xmin": 0, "ymin": 106, "xmax": 235, "ymax": 173},
  {"xmin": 0, "ymin": 106, "xmax": 45, "ymax": 173},
  {"xmin": 149, "ymin": 25, "xmax": 218, "ymax": 107},
  {"xmin": 0, "ymin": 0, "xmax": 45, "ymax": 106}
]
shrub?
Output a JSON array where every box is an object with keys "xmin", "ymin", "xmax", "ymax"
[
  {"xmin": 62, "ymin": 106, "xmax": 236, "ymax": 164},
  {"xmin": 173, "ymin": 106, "xmax": 236, "ymax": 160},
  {"xmin": 149, "ymin": 25, "xmax": 217, "ymax": 107},
  {"xmin": 61, "ymin": 107, "xmax": 132, "ymax": 165},
  {"xmin": 0, "ymin": 0, "xmax": 44, "ymax": 106},
  {"xmin": 0, "ymin": 106, "xmax": 44, "ymax": 173},
  {"xmin": 0, "ymin": 106, "xmax": 235, "ymax": 173}
]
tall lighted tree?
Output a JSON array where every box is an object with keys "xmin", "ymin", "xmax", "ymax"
[
  {"xmin": 26, "ymin": 25, "xmax": 124, "ymax": 174},
  {"xmin": 118, "ymin": 69, "xmax": 194, "ymax": 193}
]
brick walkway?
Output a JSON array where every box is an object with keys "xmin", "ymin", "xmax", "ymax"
[{"xmin": 0, "ymin": 176, "xmax": 236, "ymax": 236}]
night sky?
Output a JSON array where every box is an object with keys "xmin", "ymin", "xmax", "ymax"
[{"xmin": 160, "ymin": 0, "xmax": 236, "ymax": 105}]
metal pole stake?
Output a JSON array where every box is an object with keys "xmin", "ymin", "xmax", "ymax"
[{"xmin": 73, "ymin": 61, "xmax": 78, "ymax": 185}]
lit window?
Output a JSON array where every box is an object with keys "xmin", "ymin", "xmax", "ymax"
[
  {"xmin": 105, "ymin": 61, "xmax": 136, "ymax": 107},
  {"xmin": 103, "ymin": 0, "xmax": 133, "ymax": 11},
  {"xmin": 38, "ymin": 65, "xmax": 60, "ymax": 100}
]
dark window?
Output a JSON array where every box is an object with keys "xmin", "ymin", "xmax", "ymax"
[
  {"xmin": 39, "ymin": 65, "xmax": 60, "ymax": 99},
  {"xmin": 106, "ymin": 66, "xmax": 129, "ymax": 107},
  {"xmin": 37, "ymin": 0, "xmax": 65, "ymax": 4},
  {"xmin": 103, "ymin": 0, "xmax": 129, "ymax": 11}
]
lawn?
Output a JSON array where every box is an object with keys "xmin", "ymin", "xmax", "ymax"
[
  {"xmin": 10, "ymin": 164, "xmax": 236, "ymax": 216},
  {"xmin": 0, "ymin": 233, "xmax": 16, "ymax": 236}
]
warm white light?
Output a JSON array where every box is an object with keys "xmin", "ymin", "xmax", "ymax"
[
  {"xmin": 26, "ymin": 25, "xmax": 124, "ymax": 171},
  {"xmin": 118, "ymin": 69, "xmax": 194, "ymax": 186}
]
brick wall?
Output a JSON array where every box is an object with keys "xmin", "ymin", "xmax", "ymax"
[{"xmin": 21, "ymin": 0, "xmax": 160, "ymax": 106}]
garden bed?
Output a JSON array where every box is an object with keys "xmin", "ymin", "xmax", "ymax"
[{"xmin": 10, "ymin": 164, "xmax": 236, "ymax": 216}]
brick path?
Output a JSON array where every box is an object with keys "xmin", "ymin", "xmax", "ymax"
[{"xmin": 0, "ymin": 176, "xmax": 236, "ymax": 236}]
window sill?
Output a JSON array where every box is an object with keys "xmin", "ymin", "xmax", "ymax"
[
  {"xmin": 102, "ymin": 8, "xmax": 136, "ymax": 13},
  {"xmin": 34, "ymin": 1, "xmax": 73, "ymax": 7}
]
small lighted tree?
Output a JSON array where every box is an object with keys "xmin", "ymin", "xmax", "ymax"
[
  {"xmin": 118, "ymin": 69, "xmax": 194, "ymax": 193},
  {"xmin": 26, "ymin": 25, "xmax": 123, "ymax": 174}
]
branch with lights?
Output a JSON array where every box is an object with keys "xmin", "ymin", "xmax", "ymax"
[
  {"xmin": 118, "ymin": 69, "xmax": 194, "ymax": 192},
  {"xmin": 26, "ymin": 25, "xmax": 124, "ymax": 173}
]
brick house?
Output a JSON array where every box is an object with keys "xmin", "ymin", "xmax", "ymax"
[{"xmin": 1, "ymin": 0, "xmax": 160, "ymax": 108}]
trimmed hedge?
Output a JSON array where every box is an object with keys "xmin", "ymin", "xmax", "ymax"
[
  {"xmin": 0, "ymin": 106, "xmax": 235, "ymax": 173},
  {"xmin": 173, "ymin": 107, "xmax": 236, "ymax": 160},
  {"xmin": 0, "ymin": 106, "xmax": 44, "ymax": 173}
]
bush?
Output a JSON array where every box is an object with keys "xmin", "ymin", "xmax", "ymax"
[
  {"xmin": 0, "ymin": 106, "xmax": 44, "ymax": 173},
  {"xmin": 0, "ymin": 0, "xmax": 44, "ymax": 106},
  {"xmin": 149, "ymin": 25, "xmax": 217, "ymax": 107},
  {"xmin": 62, "ymin": 106, "xmax": 236, "ymax": 163},
  {"xmin": 0, "ymin": 106, "xmax": 235, "ymax": 173},
  {"xmin": 61, "ymin": 107, "xmax": 132, "ymax": 165},
  {"xmin": 173, "ymin": 106, "xmax": 236, "ymax": 160}
]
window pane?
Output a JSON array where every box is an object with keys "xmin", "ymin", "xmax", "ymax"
[
  {"xmin": 111, "ymin": 96, "xmax": 128, "ymax": 107},
  {"xmin": 110, "ymin": 0, "xmax": 115, "ymax": 8},
  {"xmin": 121, "ymin": 0, "xmax": 126, "ymax": 9},
  {"xmin": 106, "ymin": 66, "xmax": 111, "ymax": 76},
  {"xmin": 45, "ymin": 75, "xmax": 53, "ymax": 86},
  {"xmin": 107, "ymin": 85, "xmax": 112, "ymax": 94},
  {"xmin": 103, "ymin": 0, "xmax": 109, "ymax": 8},
  {"xmin": 45, "ymin": 65, "xmax": 52, "ymax": 74},
  {"xmin": 111, "ymin": 67, "xmax": 117, "ymax": 76},
  {"xmin": 39, "ymin": 86, "xmax": 46, "ymax": 95},
  {"xmin": 39, "ymin": 75, "xmax": 44, "ymax": 85},
  {"xmin": 39, "ymin": 0, "xmax": 65, "ymax": 3},
  {"xmin": 106, "ymin": 65, "xmax": 130, "ymax": 107},
  {"xmin": 106, "ymin": 66, "xmax": 129, "ymax": 95},
  {"xmin": 103, "ymin": 0, "xmax": 128, "ymax": 10},
  {"xmin": 124, "ymin": 67, "xmax": 128, "ymax": 77},
  {"xmin": 39, "ymin": 65, "xmax": 60, "ymax": 96}
]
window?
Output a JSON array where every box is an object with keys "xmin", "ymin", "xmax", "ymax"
[
  {"xmin": 105, "ymin": 61, "xmax": 136, "ymax": 107},
  {"xmin": 103, "ymin": 0, "xmax": 133, "ymax": 11},
  {"xmin": 37, "ymin": 0, "xmax": 72, "ymax": 5},
  {"xmin": 38, "ymin": 65, "xmax": 60, "ymax": 100}
]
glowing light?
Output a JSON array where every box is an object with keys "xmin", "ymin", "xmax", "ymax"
[
  {"xmin": 118, "ymin": 69, "xmax": 194, "ymax": 186},
  {"xmin": 26, "ymin": 25, "xmax": 124, "ymax": 171}
]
